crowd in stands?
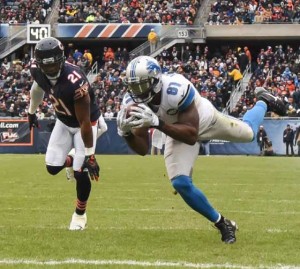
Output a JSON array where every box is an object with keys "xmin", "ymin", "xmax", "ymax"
[
  {"xmin": 243, "ymin": 44, "xmax": 300, "ymax": 117},
  {"xmin": 1, "ymin": 0, "xmax": 300, "ymax": 25},
  {"xmin": 1, "ymin": 43, "xmax": 300, "ymax": 120},
  {"xmin": 207, "ymin": 0, "xmax": 300, "ymax": 25},
  {"xmin": 0, "ymin": 0, "xmax": 53, "ymax": 24},
  {"xmin": 57, "ymin": 0, "xmax": 200, "ymax": 24}
]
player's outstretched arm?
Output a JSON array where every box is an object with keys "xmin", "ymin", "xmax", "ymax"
[
  {"xmin": 75, "ymin": 94, "xmax": 99, "ymax": 181},
  {"xmin": 28, "ymin": 81, "xmax": 44, "ymax": 130}
]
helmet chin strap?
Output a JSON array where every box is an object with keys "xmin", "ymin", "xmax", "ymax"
[
  {"xmin": 149, "ymin": 89, "xmax": 161, "ymax": 106},
  {"xmin": 45, "ymin": 70, "xmax": 61, "ymax": 85}
]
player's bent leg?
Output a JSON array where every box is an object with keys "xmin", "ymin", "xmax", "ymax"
[
  {"xmin": 242, "ymin": 100, "xmax": 267, "ymax": 139},
  {"xmin": 46, "ymin": 165, "xmax": 65, "ymax": 175},
  {"xmin": 171, "ymin": 175, "xmax": 238, "ymax": 243},
  {"xmin": 200, "ymin": 111, "xmax": 254, "ymax": 142},
  {"xmin": 171, "ymin": 175, "xmax": 220, "ymax": 222},
  {"xmin": 46, "ymin": 119, "xmax": 73, "ymax": 175},
  {"xmin": 165, "ymin": 138, "xmax": 237, "ymax": 243}
]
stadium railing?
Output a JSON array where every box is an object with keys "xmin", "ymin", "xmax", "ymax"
[
  {"xmin": 223, "ymin": 63, "xmax": 252, "ymax": 114},
  {"xmin": 129, "ymin": 26, "xmax": 205, "ymax": 59}
]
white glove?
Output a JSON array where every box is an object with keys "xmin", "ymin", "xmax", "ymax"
[
  {"xmin": 129, "ymin": 104, "xmax": 159, "ymax": 128},
  {"xmin": 116, "ymin": 107, "xmax": 136, "ymax": 136}
]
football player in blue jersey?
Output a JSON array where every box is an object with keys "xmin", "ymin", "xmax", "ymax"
[
  {"xmin": 117, "ymin": 55, "xmax": 286, "ymax": 243},
  {"xmin": 28, "ymin": 37, "xmax": 101, "ymax": 230}
]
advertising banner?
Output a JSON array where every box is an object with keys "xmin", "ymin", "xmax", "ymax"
[{"xmin": 0, "ymin": 119, "xmax": 32, "ymax": 146}]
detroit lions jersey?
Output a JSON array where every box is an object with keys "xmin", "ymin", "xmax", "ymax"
[
  {"xmin": 122, "ymin": 73, "xmax": 215, "ymax": 135},
  {"xmin": 30, "ymin": 61, "xmax": 100, "ymax": 128}
]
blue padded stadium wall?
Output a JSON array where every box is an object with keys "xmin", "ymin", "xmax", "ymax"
[{"xmin": 0, "ymin": 119, "xmax": 299, "ymax": 155}]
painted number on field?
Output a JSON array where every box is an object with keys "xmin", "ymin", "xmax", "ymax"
[{"xmin": 177, "ymin": 29, "xmax": 189, "ymax": 38}]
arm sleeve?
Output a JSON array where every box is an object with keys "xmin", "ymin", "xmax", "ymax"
[{"xmin": 28, "ymin": 81, "xmax": 45, "ymax": 114}]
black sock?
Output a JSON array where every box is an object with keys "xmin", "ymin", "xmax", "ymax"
[{"xmin": 74, "ymin": 171, "xmax": 91, "ymax": 215}]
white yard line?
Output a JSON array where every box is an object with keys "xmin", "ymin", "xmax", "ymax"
[
  {"xmin": 4, "ymin": 207, "xmax": 300, "ymax": 215},
  {"xmin": 0, "ymin": 259, "xmax": 299, "ymax": 269}
]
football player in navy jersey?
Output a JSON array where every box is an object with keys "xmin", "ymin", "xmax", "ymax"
[
  {"xmin": 117, "ymin": 56, "xmax": 286, "ymax": 243},
  {"xmin": 28, "ymin": 37, "xmax": 101, "ymax": 230}
]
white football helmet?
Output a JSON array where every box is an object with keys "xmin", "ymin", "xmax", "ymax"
[{"xmin": 124, "ymin": 56, "xmax": 162, "ymax": 103}]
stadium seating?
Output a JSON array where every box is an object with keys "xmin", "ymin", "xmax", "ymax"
[
  {"xmin": 57, "ymin": 0, "xmax": 199, "ymax": 24},
  {"xmin": 1, "ymin": 43, "xmax": 300, "ymax": 119},
  {"xmin": 207, "ymin": 0, "xmax": 300, "ymax": 25}
]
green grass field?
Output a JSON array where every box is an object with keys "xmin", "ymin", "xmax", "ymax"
[{"xmin": 0, "ymin": 154, "xmax": 299, "ymax": 269}]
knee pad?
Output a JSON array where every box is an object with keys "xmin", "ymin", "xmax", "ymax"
[
  {"xmin": 171, "ymin": 175, "xmax": 192, "ymax": 194},
  {"xmin": 46, "ymin": 165, "xmax": 63, "ymax": 175}
]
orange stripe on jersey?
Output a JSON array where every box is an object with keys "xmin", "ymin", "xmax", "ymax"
[
  {"xmin": 99, "ymin": 24, "xmax": 118, "ymax": 38},
  {"xmin": 74, "ymin": 82, "xmax": 89, "ymax": 100},
  {"xmin": 123, "ymin": 24, "xmax": 142, "ymax": 38},
  {"xmin": 76, "ymin": 25, "xmax": 95, "ymax": 38}
]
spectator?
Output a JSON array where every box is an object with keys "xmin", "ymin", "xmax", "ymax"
[
  {"xmin": 121, "ymin": 48, "xmax": 130, "ymax": 62},
  {"xmin": 283, "ymin": 124, "xmax": 295, "ymax": 156},
  {"xmin": 182, "ymin": 45, "xmax": 193, "ymax": 62},
  {"xmin": 263, "ymin": 137, "xmax": 274, "ymax": 156},
  {"xmin": 104, "ymin": 107, "xmax": 114, "ymax": 119},
  {"xmin": 257, "ymin": 125, "xmax": 268, "ymax": 155},
  {"xmin": 77, "ymin": 56, "xmax": 90, "ymax": 74},
  {"xmin": 244, "ymin": 46, "xmax": 252, "ymax": 67},
  {"xmin": 83, "ymin": 49, "xmax": 93, "ymax": 66},
  {"xmin": 36, "ymin": 108, "xmax": 45, "ymax": 119},
  {"xmin": 148, "ymin": 28, "xmax": 158, "ymax": 53},
  {"xmin": 114, "ymin": 47, "xmax": 123, "ymax": 64},
  {"xmin": 294, "ymin": 126, "xmax": 300, "ymax": 156},
  {"xmin": 104, "ymin": 47, "xmax": 115, "ymax": 62},
  {"xmin": 1, "ymin": 58, "xmax": 11, "ymax": 71},
  {"xmin": 293, "ymin": 87, "xmax": 300, "ymax": 109},
  {"xmin": 237, "ymin": 47, "xmax": 249, "ymax": 73},
  {"xmin": 228, "ymin": 65, "xmax": 243, "ymax": 87},
  {"xmin": 73, "ymin": 49, "xmax": 83, "ymax": 63}
]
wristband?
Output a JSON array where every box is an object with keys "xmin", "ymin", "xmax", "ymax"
[{"xmin": 85, "ymin": 147, "xmax": 94, "ymax": 156}]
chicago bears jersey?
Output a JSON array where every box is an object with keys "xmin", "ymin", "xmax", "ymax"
[
  {"xmin": 30, "ymin": 61, "xmax": 100, "ymax": 128},
  {"xmin": 122, "ymin": 73, "xmax": 215, "ymax": 135}
]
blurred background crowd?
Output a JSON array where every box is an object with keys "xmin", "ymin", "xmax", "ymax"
[
  {"xmin": 2, "ymin": 0, "xmax": 300, "ymax": 25},
  {"xmin": 1, "ymin": 0, "xmax": 300, "ymax": 120},
  {"xmin": 1, "ymin": 43, "xmax": 300, "ymax": 119}
]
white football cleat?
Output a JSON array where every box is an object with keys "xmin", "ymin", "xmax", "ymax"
[
  {"xmin": 66, "ymin": 167, "xmax": 75, "ymax": 181},
  {"xmin": 69, "ymin": 212, "xmax": 87, "ymax": 231}
]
